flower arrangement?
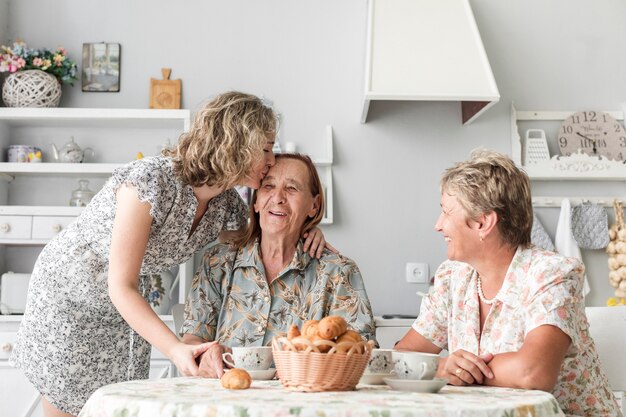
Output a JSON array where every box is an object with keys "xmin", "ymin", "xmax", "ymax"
[{"xmin": 0, "ymin": 41, "xmax": 78, "ymax": 85}]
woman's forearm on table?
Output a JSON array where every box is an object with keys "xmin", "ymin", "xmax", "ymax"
[
  {"xmin": 483, "ymin": 325, "xmax": 570, "ymax": 392},
  {"xmin": 482, "ymin": 351, "xmax": 558, "ymax": 391}
]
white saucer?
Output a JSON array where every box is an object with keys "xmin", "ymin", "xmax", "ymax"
[
  {"xmin": 383, "ymin": 377, "xmax": 448, "ymax": 393},
  {"xmin": 360, "ymin": 373, "xmax": 393, "ymax": 385},
  {"xmin": 246, "ymin": 368, "xmax": 277, "ymax": 380}
]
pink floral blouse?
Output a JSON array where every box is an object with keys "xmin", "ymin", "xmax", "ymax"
[{"xmin": 413, "ymin": 246, "xmax": 621, "ymax": 417}]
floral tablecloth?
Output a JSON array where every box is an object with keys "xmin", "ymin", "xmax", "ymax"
[{"xmin": 78, "ymin": 377, "xmax": 564, "ymax": 417}]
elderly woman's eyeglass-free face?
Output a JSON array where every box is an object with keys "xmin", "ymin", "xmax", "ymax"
[{"xmin": 254, "ymin": 158, "xmax": 320, "ymax": 239}]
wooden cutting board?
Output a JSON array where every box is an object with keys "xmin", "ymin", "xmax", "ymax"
[{"xmin": 149, "ymin": 68, "xmax": 181, "ymax": 109}]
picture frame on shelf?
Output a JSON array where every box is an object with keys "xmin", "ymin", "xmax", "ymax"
[{"xmin": 81, "ymin": 43, "xmax": 121, "ymax": 92}]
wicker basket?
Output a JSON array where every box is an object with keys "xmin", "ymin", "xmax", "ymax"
[
  {"xmin": 2, "ymin": 70, "xmax": 61, "ymax": 108},
  {"xmin": 272, "ymin": 336, "xmax": 373, "ymax": 392}
]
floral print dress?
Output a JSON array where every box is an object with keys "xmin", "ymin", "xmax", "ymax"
[
  {"xmin": 413, "ymin": 246, "xmax": 621, "ymax": 417},
  {"xmin": 10, "ymin": 156, "xmax": 247, "ymax": 415}
]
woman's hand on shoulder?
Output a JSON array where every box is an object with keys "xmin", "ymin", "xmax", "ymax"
[
  {"xmin": 303, "ymin": 227, "xmax": 338, "ymax": 258},
  {"xmin": 438, "ymin": 349, "xmax": 493, "ymax": 386},
  {"xmin": 170, "ymin": 341, "xmax": 216, "ymax": 377}
]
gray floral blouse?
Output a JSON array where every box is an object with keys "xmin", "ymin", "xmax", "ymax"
[
  {"xmin": 181, "ymin": 239, "xmax": 377, "ymax": 346},
  {"xmin": 10, "ymin": 156, "xmax": 247, "ymax": 415}
]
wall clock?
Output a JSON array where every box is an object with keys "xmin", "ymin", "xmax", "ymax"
[{"xmin": 558, "ymin": 110, "xmax": 626, "ymax": 161}]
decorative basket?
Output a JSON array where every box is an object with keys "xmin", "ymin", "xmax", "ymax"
[
  {"xmin": 272, "ymin": 336, "xmax": 373, "ymax": 392},
  {"xmin": 2, "ymin": 70, "xmax": 61, "ymax": 108}
]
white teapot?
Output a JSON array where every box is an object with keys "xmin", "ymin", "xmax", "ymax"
[{"xmin": 51, "ymin": 136, "xmax": 95, "ymax": 163}]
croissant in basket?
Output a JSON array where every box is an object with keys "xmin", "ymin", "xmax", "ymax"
[
  {"xmin": 318, "ymin": 316, "xmax": 348, "ymax": 340},
  {"xmin": 281, "ymin": 316, "xmax": 367, "ymax": 354},
  {"xmin": 272, "ymin": 316, "xmax": 374, "ymax": 392}
]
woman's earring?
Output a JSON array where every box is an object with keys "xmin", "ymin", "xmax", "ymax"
[{"xmin": 479, "ymin": 235, "xmax": 484, "ymax": 242}]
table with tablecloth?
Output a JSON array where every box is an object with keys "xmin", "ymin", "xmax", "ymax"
[{"xmin": 78, "ymin": 377, "xmax": 564, "ymax": 417}]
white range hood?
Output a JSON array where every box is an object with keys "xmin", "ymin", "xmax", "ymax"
[{"xmin": 361, "ymin": 0, "xmax": 500, "ymax": 125}]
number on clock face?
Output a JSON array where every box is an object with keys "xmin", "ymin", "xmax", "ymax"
[{"xmin": 558, "ymin": 110, "xmax": 626, "ymax": 161}]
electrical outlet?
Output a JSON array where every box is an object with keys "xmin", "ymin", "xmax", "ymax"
[{"xmin": 406, "ymin": 262, "xmax": 429, "ymax": 283}]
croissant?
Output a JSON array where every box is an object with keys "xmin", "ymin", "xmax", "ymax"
[
  {"xmin": 301, "ymin": 320, "xmax": 319, "ymax": 338},
  {"xmin": 220, "ymin": 368, "xmax": 251, "ymax": 390},
  {"xmin": 311, "ymin": 333, "xmax": 332, "ymax": 353},
  {"xmin": 287, "ymin": 324, "xmax": 301, "ymax": 340},
  {"xmin": 336, "ymin": 329, "xmax": 362, "ymax": 344},
  {"xmin": 334, "ymin": 330, "xmax": 363, "ymax": 353},
  {"xmin": 317, "ymin": 316, "xmax": 348, "ymax": 340}
]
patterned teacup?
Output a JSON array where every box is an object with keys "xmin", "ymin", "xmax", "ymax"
[
  {"xmin": 222, "ymin": 346, "xmax": 273, "ymax": 371},
  {"xmin": 392, "ymin": 351, "xmax": 439, "ymax": 380},
  {"xmin": 365, "ymin": 348, "xmax": 393, "ymax": 374}
]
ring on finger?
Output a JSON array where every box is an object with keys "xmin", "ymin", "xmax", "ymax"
[{"xmin": 455, "ymin": 368, "xmax": 462, "ymax": 376}]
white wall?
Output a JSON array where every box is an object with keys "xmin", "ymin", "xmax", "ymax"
[
  {"xmin": 0, "ymin": 0, "xmax": 8, "ymax": 45},
  {"xmin": 5, "ymin": 0, "xmax": 626, "ymax": 314}
]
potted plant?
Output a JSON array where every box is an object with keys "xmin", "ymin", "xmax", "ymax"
[{"xmin": 0, "ymin": 40, "xmax": 78, "ymax": 107}]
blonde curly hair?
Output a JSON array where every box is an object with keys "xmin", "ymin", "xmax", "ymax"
[{"xmin": 164, "ymin": 91, "xmax": 277, "ymax": 188}]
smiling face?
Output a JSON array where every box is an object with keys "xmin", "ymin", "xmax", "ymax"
[
  {"xmin": 242, "ymin": 136, "xmax": 276, "ymax": 189},
  {"xmin": 434, "ymin": 191, "xmax": 481, "ymax": 263},
  {"xmin": 253, "ymin": 158, "xmax": 320, "ymax": 240}
]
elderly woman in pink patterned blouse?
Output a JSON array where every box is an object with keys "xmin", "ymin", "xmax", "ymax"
[{"xmin": 396, "ymin": 150, "xmax": 620, "ymax": 417}]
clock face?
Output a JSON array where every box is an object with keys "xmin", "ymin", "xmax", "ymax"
[{"xmin": 558, "ymin": 111, "xmax": 626, "ymax": 161}]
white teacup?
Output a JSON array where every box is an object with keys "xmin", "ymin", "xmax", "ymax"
[
  {"xmin": 392, "ymin": 351, "xmax": 439, "ymax": 380},
  {"xmin": 366, "ymin": 348, "xmax": 393, "ymax": 374},
  {"xmin": 222, "ymin": 346, "xmax": 273, "ymax": 371}
]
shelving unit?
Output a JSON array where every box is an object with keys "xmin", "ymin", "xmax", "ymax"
[
  {"xmin": 0, "ymin": 108, "xmax": 193, "ymax": 416},
  {"xmin": 511, "ymin": 103, "xmax": 626, "ymax": 180},
  {"xmin": 511, "ymin": 103, "xmax": 626, "ymax": 208},
  {"xmin": 0, "ymin": 107, "xmax": 192, "ymax": 318}
]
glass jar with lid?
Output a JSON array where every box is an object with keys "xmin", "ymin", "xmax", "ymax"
[{"xmin": 69, "ymin": 179, "xmax": 95, "ymax": 207}]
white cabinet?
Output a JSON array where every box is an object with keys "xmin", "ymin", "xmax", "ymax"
[
  {"xmin": 0, "ymin": 107, "xmax": 191, "ymax": 314},
  {"xmin": 374, "ymin": 317, "xmax": 412, "ymax": 348},
  {"xmin": 0, "ymin": 316, "xmax": 176, "ymax": 417},
  {"xmin": 0, "ymin": 109, "xmax": 189, "ymax": 413}
]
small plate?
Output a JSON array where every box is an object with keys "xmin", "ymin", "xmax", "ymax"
[
  {"xmin": 360, "ymin": 373, "xmax": 393, "ymax": 385},
  {"xmin": 383, "ymin": 377, "xmax": 448, "ymax": 393},
  {"xmin": 246, "ymin": 368, "xmax": 277, "ymax": 380}
]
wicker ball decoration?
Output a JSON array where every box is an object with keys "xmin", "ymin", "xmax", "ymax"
[
  {"xmin": 606, "ymin": 200, "xmax": 626, "ymax": 298},
  {"xmin": 2, "ymin": 70, "xmax": 62, "ymax": 108}
]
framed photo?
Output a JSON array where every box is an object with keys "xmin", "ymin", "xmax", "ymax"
[{"xmin": 81, "ymin": 43, "xmax": 121, "ymax": 92}]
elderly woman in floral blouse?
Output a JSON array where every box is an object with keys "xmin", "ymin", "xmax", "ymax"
[
  {"xmin": 395, "ymin": 150, "xmax": 620, "ymax": 417},
  {"xmin": 181, "ymin": 153, "xmax": 376, "ymax": 378}
]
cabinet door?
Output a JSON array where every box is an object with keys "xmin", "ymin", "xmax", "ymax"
[
  {"xmin": 0, "ymin": 362, "xmax": 43, "ymax": 417},
  {"xmin": 0, "ymin": 216, "xmax": 32, "ymax": 240},
  {"xmin": 149, "ymin": 360, "xmax": 176, "ymax": 379},
  {"xmin": 31, "ymin": 216, "xmax": 75, "ymax": 240},
  {"xmin": 375, "ymin": 326, "xmax": 411, "ymax": 349}
]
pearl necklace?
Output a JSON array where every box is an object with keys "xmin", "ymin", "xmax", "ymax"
[{"xmin": 476, "ymin": 274, "xmax": 496, "ymax": 305}]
